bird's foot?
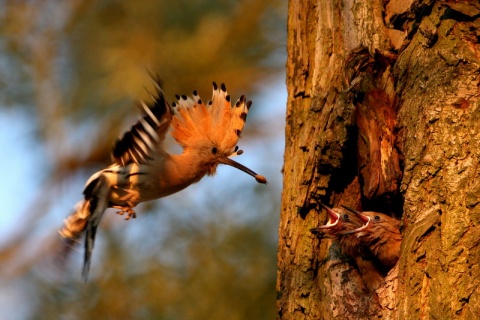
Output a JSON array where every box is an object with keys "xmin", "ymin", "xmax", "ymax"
[{"xmin": 116, "ymin": 207, "xmax": 137, "ymax": 220}]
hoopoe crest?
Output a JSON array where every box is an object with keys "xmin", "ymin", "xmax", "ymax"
[
  {"xmin": 59, "ymin": 79, "xmax": 267, "ymax": 281},
  {"xmin": 172, "ymin": 83, "xmax": 246, "ymax": 158}
]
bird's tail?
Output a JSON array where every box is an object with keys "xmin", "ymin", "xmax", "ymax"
[
  {"xmin": 56, "ymin": 200, "xmax": 91, "ymax": 275},
  {"xmin": 60, "ymin": 172, "xmax": 110, "ymax": 281},
  {"xmin": 58, "ymin": 172, "xmax": 109, "ymax": 281},
  {"xmin": 59, "ymin": 200, "xmax": 91, "ymax": 242}
]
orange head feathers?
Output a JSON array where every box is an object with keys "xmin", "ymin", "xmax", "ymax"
[
  {"xmin": 170, "ymin": 82, "xmax": 267, "ymax": 183},
  {"xmin": 171, "ymin": 82, "xmax": 249, "ymax": 155}
]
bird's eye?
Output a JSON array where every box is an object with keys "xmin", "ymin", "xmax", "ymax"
[
  {"xmin": 374, "ymin": 215, "xmax": 381, "ymax": 221},
  {"xmin": 343, "ymin": 214, "xmax": 349, "ymax": 219},
  {"xmin": 211, "ymin": 147, "xmax": 217, "ymax": 154}
]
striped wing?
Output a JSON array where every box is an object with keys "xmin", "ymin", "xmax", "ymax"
[{"xmin": 112, "ymin": 81, "xmax": 172, "ymax": 166}]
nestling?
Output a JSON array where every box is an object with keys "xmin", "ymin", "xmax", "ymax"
[
  {"xmin": 341, "ymin": 206, "xmax": 402, "ymax": 270},
  {"xmin": 311, "ymin": 203, "xmax": 384, "ymax": 291},
  {"xmin": 59, "ymin": 80, "xmax": 267, "ymax": 280},
  {"xmin": 310, "ymin": 203, "xmax": 366, "ymax": 258}
]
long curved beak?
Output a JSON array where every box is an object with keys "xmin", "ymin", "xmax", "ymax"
[
  {"xmin": 218, "ymin": 157, "xmax": 267, "ymax": 184},
  {"xmin": 340, "ymin": 205, "xmax": 370, "ymax": 234}
]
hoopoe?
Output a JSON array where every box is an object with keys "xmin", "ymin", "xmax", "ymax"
[
  {"xmin": 310, "ymin": 203, "xmax": 366, "ymax": 258},
  {"xmin": 341, "ymin": 206, "xmax": 402, "ymax": 270},
  {"xmin": 59, "ymin": 80, "xmax": 267, "ymax": 280},
  {"xmin": 311, "ymin": 203, "xmax": 385, "ymax": 291}
]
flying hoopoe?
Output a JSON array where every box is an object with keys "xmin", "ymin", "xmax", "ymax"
[
  {"xmin": 341, "ymin": 206, "xmax": 402, "ymax": 270},
  {"xmin": 59, "ymin": 80, "xmax": 267, "ymax": 280}
]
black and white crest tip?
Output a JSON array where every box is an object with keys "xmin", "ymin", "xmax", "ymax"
[{"xmin": 112, "ymin": 83, "xmax": 172, "ymax": 166}]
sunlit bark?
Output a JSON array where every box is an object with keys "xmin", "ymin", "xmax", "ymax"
[{"xmin": 278, "ymin": 0, "xmax": 480, "ymax": 318}]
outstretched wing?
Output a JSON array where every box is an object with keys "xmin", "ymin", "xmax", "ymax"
[{"xmin": 112, "ymin": 80, "xmax": 172, "ymax": 166}]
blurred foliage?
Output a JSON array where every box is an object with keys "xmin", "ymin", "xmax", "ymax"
[
  {"xmin": 0, "ymin": 0, "xmax": 286, "ymax": 319},
  {"xmin": 30, "ymin": 211, "xmax": 278, "ymax": 319}
]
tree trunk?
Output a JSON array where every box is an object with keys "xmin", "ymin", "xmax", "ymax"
[{"xmin": 277, "ymin": 0, "xmax": 480, "ymax": 319}]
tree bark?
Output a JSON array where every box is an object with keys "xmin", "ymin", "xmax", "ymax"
[{"xmin": 277, "ymin": 0, "xmax": 480, "ymax": 319}]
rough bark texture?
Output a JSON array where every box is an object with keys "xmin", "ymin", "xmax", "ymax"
[
  {"xmin": 394, "ymin": 1, "xmax": 480, "ymax": 318},
  {"xmin": 278, "ymin": 0, "xmax": 480, "ymax": 319}
]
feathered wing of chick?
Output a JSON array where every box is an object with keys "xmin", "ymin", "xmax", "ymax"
[
  {"xmin": 342, "ymin": 206, "xmax": 402, "ymax": 270},
  {"xmin": 59, "ymin": 81, "xmax": 267, "ymax": 281}
]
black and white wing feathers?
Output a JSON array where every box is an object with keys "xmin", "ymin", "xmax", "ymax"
[{"xmin": 112, "ymin": 81, "xmax": 172, "ymax": 166}]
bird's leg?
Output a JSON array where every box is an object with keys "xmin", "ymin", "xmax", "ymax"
[{"xmin": 110, "ymin": 187, "xmax": 140, "ymax": 220}]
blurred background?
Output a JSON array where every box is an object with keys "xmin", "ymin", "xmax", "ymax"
[{"xmin": 0, "ymin": 1, "xmax": 286, "ymax": 319}]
